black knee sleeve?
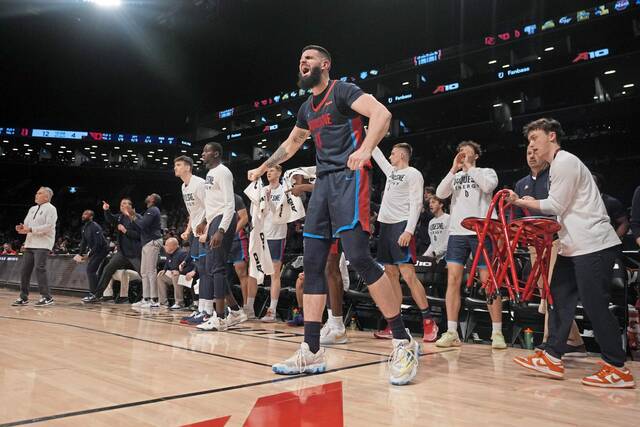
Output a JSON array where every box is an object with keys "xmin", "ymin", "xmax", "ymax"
[
  {"xmin": 340, "ymin": 225, "xmax": 384, "ymax": 285},
  {"xmin": 302, "ymin": 238, "xmax": 332, "ymax": 295}
]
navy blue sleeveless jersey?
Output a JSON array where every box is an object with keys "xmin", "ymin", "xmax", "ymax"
[{"xmin": 296, "ymin": 80, "xmax": 366, "ymax": 175}]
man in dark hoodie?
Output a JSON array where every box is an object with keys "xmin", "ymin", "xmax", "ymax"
[
  {"xmin": 74, "ymin": 210, "xmax": 109, "ymax": 298},
  {"xmin": 83, "ymin": 198, "xmax": 142, "ymax": 303}
]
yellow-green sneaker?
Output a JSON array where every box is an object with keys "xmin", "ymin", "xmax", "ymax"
[
  {"xmin": 491, "ymin": 331, "xmax": 507, "ymax": 349},
  {"xmin": 435, "ymin": 330, "xmax": 462, "ymax": 348}
]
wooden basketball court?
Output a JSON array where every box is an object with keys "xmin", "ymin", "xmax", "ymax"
[{"xmin": 0, "ymin": 288, "xmax": 638, "ymax": 426}]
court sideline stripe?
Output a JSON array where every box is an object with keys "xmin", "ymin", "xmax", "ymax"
[
  {"xmin": 0, "ymin": 314, "xmax": 273, "ymax": 368},
  {"xmin": 60, "ymin": 303, "xmax": 404, "ymax": 358}
]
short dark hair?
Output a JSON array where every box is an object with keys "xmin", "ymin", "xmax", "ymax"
[
  {"xmin": 424, "ymin": 186, "xmax": 436, "ymax": 195},
  {"xmin": 457, "ymin": 140, "xmax": 482, "ymax": 157},
  {"xmin": 149, "ymin": 193, "xmax": 162, "ymax": 206},
  {"xmin": 205, "ymin": 142, "xmax": 223, "ymax": 156},
  {"xmin": 174, "ymin": 155, "xmax": 194, "ymax": 170},
  {"xmin": 393, "ymin": 143, "xmax": 412, "ymax": 159},
  {"xmin": 120, "ymin": 197, "xmax": 133, "ymax": 206},
  {"xmin": 301, "ymin": 45, "xmax": 332, "ymax": 63},
  {"xmin": 522, "ymin": 118, "xmax": 565, "ymax": 143}
]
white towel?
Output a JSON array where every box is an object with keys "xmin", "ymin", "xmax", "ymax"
[
  {"xmin": 244, "ymin": 180, "xmax": 274, "ymax": 284},
  {"xmin": 276, "ymin": 166, "xmax": 316, "ymax": 223}
]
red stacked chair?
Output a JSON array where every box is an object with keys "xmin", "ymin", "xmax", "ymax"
[{"xmin": 461, "ymin": 189, "xmax": 561, "ymax": 308}]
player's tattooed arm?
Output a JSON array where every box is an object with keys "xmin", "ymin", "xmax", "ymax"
[
  {"xmin": 265, "ymin": 145, "xmax": 288, "ymax": 168},
  {"xmin": 248, "ymin": 126, "xmax": 310, "ymax": 181}
]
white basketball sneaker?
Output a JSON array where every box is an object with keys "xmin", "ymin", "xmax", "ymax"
[{"xmin": 272, "ymin": 342, "xmax": 327, "ymax": 375}]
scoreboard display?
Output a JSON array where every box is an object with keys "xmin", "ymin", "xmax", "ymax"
[{"xmin": 0, "ymin": 127, "xmax": 191, "ymax": 146}]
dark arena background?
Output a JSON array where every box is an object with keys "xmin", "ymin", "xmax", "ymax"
[{"xmin": 0, "ymin": 1, "xmax": 639, "ymax": 426}]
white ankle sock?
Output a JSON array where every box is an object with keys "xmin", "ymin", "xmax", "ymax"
[
  {"xmin": 197, "ymin": 299, "xmax": 204, "ymax": 313},
  {"xmin": 331, "ymin": 315, "xmax": 344, "ymax": 330},
  {"xmin": 203, "ymin": 300, "xmax": 214, "ymax": 315},
  {"xmin": 447, "ymin": 321, "xmax": 458, "ymax": 333},
  {"xmin": 327, "ymin": 308, "xmax": 333, "ymax": 318},
  {"xmin": 269, "ymin": 299, "xmax": 278, "ymax": 311},
  {"xmin": 246, "ymin": 297, "xmax": 255, "ymax": 311},
  {"xmin": 492, "ymin": 323, "xmax": 502, "ymax": 334}
]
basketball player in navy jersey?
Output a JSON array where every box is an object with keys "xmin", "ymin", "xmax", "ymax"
[{"xmin": 248, "ymin": 45, "xmax": 419, "ymax": 385}]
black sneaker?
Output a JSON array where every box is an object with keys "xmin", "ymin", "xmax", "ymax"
[
  {"xmin": 535, "ymin": 342, "xmax": 547, "ymax": 351},
  {"xmin": 83, "ymin": 295, "xmax": 102, "ymax": 304},
  {"xmin": 114, "ymin": 296, "xmax": 129, "ymax": 304},
  {"xmin": 35, "ymin": 297, "xmax": 54, "ymax": 306},
  {"xmin": 12, "ymin": 298, "xmax": 28, "ymax": 306}
]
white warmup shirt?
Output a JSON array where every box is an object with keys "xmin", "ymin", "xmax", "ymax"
[
  {"xmin": 204, "ymin": 164, "xmax": 235, "ymax": 232},
  {"xmin": 372, "ymin": 147, "xmax": 424, "ymax": 234},
  {"xmin": 181, "ymin": 175, "xmax": 206, "ymax": 232},
  {"xmin": 425, "ymin": 213, "xmax": 450, "ymax": 261},
  {"xmin": 264, "ymin": 184, "xmax": 288, "ymax": 240},
  {"xmin": 436, "ymin": 167, "xmax": 498, "ymax": 236},
  {"xmin": 538, "ymin": 150, "xmax": 620, "ymax": 257},
  {"xmin": 23, "ymin": 202, "xmax": 58, "ymax": 250}
]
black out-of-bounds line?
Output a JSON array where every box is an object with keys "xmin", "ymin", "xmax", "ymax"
[
  {"xmin": 0, "ymin": 314, "xmax": 273, "ymax": 368},
  {"xmin": 61, "ymin": 303, "xmax": 401, "ymax": 358}
]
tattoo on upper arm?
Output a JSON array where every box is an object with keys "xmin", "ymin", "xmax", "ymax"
[{"xmin": 265, "ymin": 145, "xmax": 288, "ymax": 167}]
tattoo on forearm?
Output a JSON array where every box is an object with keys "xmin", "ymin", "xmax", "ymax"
[{"xmin": 265, "ymin": 145, "xmax": 287, "ymax": 167}]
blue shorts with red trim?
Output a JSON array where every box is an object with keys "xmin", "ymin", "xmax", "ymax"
[
  {"xmin": 303, "ymin": 168, "xmax": 371, "ymax": 240},
  {"xmin": 376, "ymin": 221, "xmax": 416, "ymax": 265},
  {"xmin": 267, "ymin": 238, "xmax": 286, "ymax": 262},
  {"xmin": 228, "ymin": 234, "xmax": 249, "ymax": 265}
]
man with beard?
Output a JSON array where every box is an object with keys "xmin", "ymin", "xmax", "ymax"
[
  {"xmin": 248, "ymin": 45, "xmax": 420, "ymax": 385},
  {"xmin": 125, "ymin": 194, "xmax": 163, "ymax": 308},
  {"xmin": 74, "ymin": 210, "xmax": 109, "ymax": 298}
]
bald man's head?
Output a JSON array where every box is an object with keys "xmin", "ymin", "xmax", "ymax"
[{"xmin": 164, "ymin": 237, "xmax": 179, "ymax": 254}]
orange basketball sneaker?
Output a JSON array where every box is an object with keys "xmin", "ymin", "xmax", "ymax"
[
  {"xmin": 513, "ymin": 351, "xmax": 565, "ymax": 379},
  {"xmin": 422, "ymin": 318, "xmax": 438, "ymax": 342},
  {"xmin": 581, "ymin": 362, "xmax": 635, "ymax": 389}
]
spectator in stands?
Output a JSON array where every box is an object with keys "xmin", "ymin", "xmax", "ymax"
[
  {"xmin": 1, "ymin": 243, "xmax": 17, "ymax": 255},
  {"xmin": 592, "ymin": 173, "xmax": 629, "ymax": 239},
  {"xmin": 12, "ymin": 187, "xmax": 58, "ymax": 306},
  {"xmin": 631, "ymin": 185, "xmax": 640, "ymax": 247},
  {"xmin": 514, "ymin": 143, "xmax": 585, "ymax": 356},
  {"xmin": 157, "ymin": 237, "xmax": 192, "ymax": 309},
  {"xmin": 53, "ymin": 237, "xmax": 69, "ymax": 254},
  {"xmin": 73, "ymin": 210, "xmax": 109, "ymax": 299},
  {"xmin": 415, "ymin": 186, "xmax": 436, "ymax": 255},
  {"xmin": 125, "ymin": 193, "xmax": 163, "ymax": 308},
  {"xmin": 82, "ymin": 198, "xmax": 142, "ymax": 304}
]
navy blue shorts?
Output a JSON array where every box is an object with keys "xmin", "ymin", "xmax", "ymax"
[
  {"xmin": 267, "ymin": 239, "xmax": 286, "ymax": 262},
  {"xmin": 303, "ymin": 168, "xmax": 371, "ymax": 240},
  {"xmin": 228, "ymin": 234, "xmax": 249, "ymax": 265},
  {"xmin": 445, "ymin": 235, "xmax": 492, "ymax": 268},
  {"xmin": 376, "ymin": 221, "xmax": 416, "ymax": 265},
  {"xmin": 189, "ymin": 233, "xmax": 207, "ymax": 262}
]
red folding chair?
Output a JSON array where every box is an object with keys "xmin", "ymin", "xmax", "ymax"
[{"xmin": 462, "ymin": 189, "xmax": 561, "ymax": 308}]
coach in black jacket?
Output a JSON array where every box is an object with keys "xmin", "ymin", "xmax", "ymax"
[
  {"xmin": 82, "ymin": 198, "xmax": 142, "ymax": 303},
  {"xmin": 74, "ymin": 210, "xmax": 109, "ymax": 297}
]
